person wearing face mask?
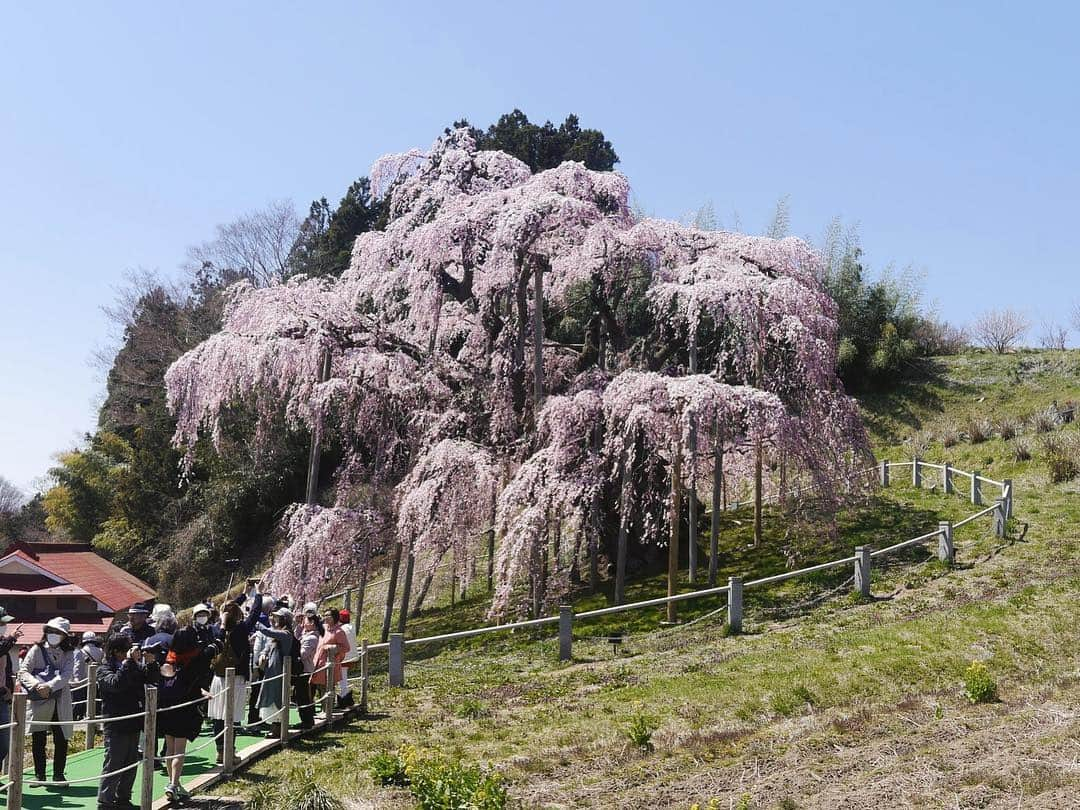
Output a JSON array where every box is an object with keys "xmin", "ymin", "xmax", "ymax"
[
  {"xmin": 254, "ymin": 607, "xmax": 294, "ymax": 738},
  {"xmin": 191, "ymin": 603, "xmax": 215, "ymax": 722},
  {"xmin": 0, "ymin": 607, "xmax": 23, "ymax": 772},
  {"xmin": 208, "ymin": 583, "xmax": 262, "ymax": 764},
  {"xmin": 294, "ymin": 609, "xmax": 320, "ymax": 730},
  {"xmin": 72, "ymin": 631, "xmax": 103, "ymax": 721},
  {"xmin": 18, "ymin": 617, "xmax": 74, "ymax": 786}
]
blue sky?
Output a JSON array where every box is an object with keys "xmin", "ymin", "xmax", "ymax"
[{"xmin": 2, "ymin": 2, "xmax": 1078, "ymax": 493}]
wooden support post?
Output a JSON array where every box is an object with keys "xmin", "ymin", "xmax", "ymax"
[
  {"xmin": 558, "ymin": 605, "xmax": 573, "ymax": 662},
  {"xmin": 305, "ymin": 348, "xmax": 332, "ymax": 504},
  {"xmin": 1002, "ymin": 479, "xmax": 1014, "ymax": 518},
  {"xmin": 753, "ymin": 437, "xmax": 763, "ymax": 547},
  {"xmin": 380, "ymin": 541, "xmax": 403, "ymax": 643},
  {"xmin": 280, "ymin": 655, "xmax": 292, "ymax": 745},
  {"xmin": 938, "ymin": 521, "xmax": 954, "ymax": 565},
  {"xmin": 141, "ymin": 685, "xmax": 158, "ymax": 810},
  {"xmin": 396, "ymin": 545, "xmax": 415, "ymax": 635},
  {"xmin": 880, "ymin": 459, "xmax": 889, "ymax": 487},
  {"xmin": 223, "ymin": 667, "xmax": 237, "ymax": 775},
  {"xmin": 971, "ymin": 471, "xmax": 982, "ymax": 505},
  {"xmin": 7, "ymin": 692, "xmax": 26, "ymax": 810},
  {"xmin": 994, "ymin": 498, "xmax": 1006, "ymax": 538},
  {"xmin": 854, "ymin": 545, "xmax": 871, "ymax": 598},
  {"xmin": 487, "ymin": 490, "xmax": 496, "ymax": 593},
  {"xmin": 86, "ymin": 662, "xmax": 99, "ymax": 750},
  {"xmin": 325, "ymin": 645, "xmax": 338, "ymax": 723},
  {"xmin": 344, "ymin": 587, "xmax": 353, "ymax": 614},
  {"xmin": 389, "ymin": 635, "xmax": 404, "ymax": 688},
  {"xmin": 667, "ymin": 436, "xmax": 683, "ymax": 624},
  {"xmin": 912, "ymin": 457, "xmax": 921, "ymax": 488},
  {"xmin": 727, "ymin": 576, "xmax": 743, "ymax": 634},
  {"xmin": 688, "ymin": 414, "xmax": 698, "ymax": 584},
  {"xmin": 359, "ymin": 639, "xmax": 369, "ymax": 714},
  {"xmin": 614, "ymin": 447, "xmax": 629, "ymax": 606},
  {"xmin": 533, "ymin": 261, "xmax": 544, "ymax": 408},
  {"xmin": 709, "ymin": 422, "xmax": 722, "ymax": 586},
  {"xmin": 943, "ymin": 462, "xmax": 953, "ymax": 494}
]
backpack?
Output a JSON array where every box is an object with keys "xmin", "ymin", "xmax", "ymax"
[{"xmin": 211, "ymin": 634, "xmax": 241, "ymax": 678}]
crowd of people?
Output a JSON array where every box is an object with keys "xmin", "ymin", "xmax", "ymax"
[{"xmin": 0, "ymin": 578, "xmax": 360, "ymax": 810}]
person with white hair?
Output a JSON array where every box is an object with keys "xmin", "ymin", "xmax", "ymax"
[{"xmin": 18, "ymin": 617, "xmax": 74, "ymax": 786}]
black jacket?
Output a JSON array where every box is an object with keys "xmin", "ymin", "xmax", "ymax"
[{"xmin": 97, "ymin": 656, "xmax": 158, "ymax": 733}]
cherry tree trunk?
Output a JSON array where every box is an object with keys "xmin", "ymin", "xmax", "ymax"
[
  {"xmin": 410, "ymin": 546, "xmax": 449, "ymax": 618},
  {"xmin": 533, "ymin": 261, "xmax": 544, "ymax": 408}
]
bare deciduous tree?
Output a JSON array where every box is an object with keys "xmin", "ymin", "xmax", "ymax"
[
  {"xmin": 185, "ymin": 199, "xmax": 300, "ymax": 288},
  {"xmin": 0, "ymin": 477, "xmax": 25, "ymax": 516},
  {"xmin": 1071, "ymin": 301, "xmax": 1080, "ymax": 335},
  {"xmin": 1038, "ymin": 319, "xmax": 1069, "ymax": 351},
  {"xmin": 971, "ymin": 308, "xmax": 1030, "ymax": 354}
]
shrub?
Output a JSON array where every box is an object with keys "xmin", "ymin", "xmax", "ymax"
[
  {"xmin": 966, "ymin": 417, "xmax": 992, "ymax": 444},
  {"xmin": 995, "ymin": 417, "xmax": 1018, "ymax": 441},
  {"xmin": 1041, "ymin": 433, "xmax": 1080, "ymax": 483},
  {"xmin": 1060, "ymin": 400, "xmax": 1077, "ymax": 424},
  {"xmin": 963, "ymin": 661, "xmax": 998, "ymax": 704},
  {"xmin": 626, "ymin": 712, "xmax": 658, "ymax": 753},
  {"xmin": 291, "ymin": 783, "xmax": 345, "ymax": 810},
  {"xmin": 454, "ymin": 698, "xmax": 489, "ymax": 719},
  {"xmin": 369, "ymin": 748, "xmax": 411, "ymax": 787},
  {"xmin": 1031, "ymin": 407, "xmax": 1060, "ymax": 434},
  {"xmin": 247, "ymin": 776, "xmax": 345, "ymax": 810},
  {"xmin": 409, "ymin": 759, "xmax": 507, "ymax": 810},
  {"xmin": 769, "ymin": 684, "xmax": 816, "ymax": 717},
  {"xmin": 1013, "ymin": 438, "xmax": 1033, "ymax": 462},
  {"xmin": 939, "ymin": 422, "xmax": 961, "ymax": 448}
]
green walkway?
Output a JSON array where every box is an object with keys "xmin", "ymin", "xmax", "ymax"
[{"xmin": 0, "ymin": 718, "xmax": 295, "ymax": 809}]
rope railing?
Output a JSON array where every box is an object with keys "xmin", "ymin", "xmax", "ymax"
[{"xmin": 365, "ymin": 459, "xmax": 1011, "ymax": 687}]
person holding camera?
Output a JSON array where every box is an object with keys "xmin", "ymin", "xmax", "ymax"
[
  {"xmin": 0, "ymin": 607, "xmax": 22, "ymax": 772},
  {"xmin": 157, "ymin": 625, "xmax": 219, "ymax": 802},
  {"xmin": 119, "ymin": 602, "xmax": 154, "ymax": 646},
  {"xmin": 208, "ymin": 580, "xmax": 263, "ymax": 764},
  {"xmin": 18, "ymin": 617, "xmax": 74, "ymax": 786},
  {"xmin": 97, "ymin": 633, "xmax": 158, "ymax": 810},
  {"xmin": 253, "ymin": 607, "xmax": 294, "ymax": 738}
]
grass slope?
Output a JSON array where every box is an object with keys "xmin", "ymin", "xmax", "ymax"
[{"xmin": 222, "ymin": 350, "xmax": 1080, "ymax": 810}]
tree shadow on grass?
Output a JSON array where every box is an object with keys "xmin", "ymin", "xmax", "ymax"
[{"xmin": 858, "ymin": 359, "xmax": 978, "ymax": 444}]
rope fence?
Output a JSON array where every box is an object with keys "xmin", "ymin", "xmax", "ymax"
[{"xmin": 363, "ymin": 459, "xmax": 1013, "ymax": 688}]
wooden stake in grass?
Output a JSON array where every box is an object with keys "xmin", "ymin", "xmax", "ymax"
[
  {"xmin": 396, "ymin": 540, "xmax": 416, "ymax": 635},
  {"xmin": 615, "ymin": 442, "xmax": 630, "ymax": 605},
  {"xmin": 667, "ymin": 434, "xmax": 683, "ymax": 624},
  {"xmin": 380, "ymin": 541, "xmax": 403, "ymax": 643},
  {"xmin": 709, "ymin": 418, "xmax": 723, "ymax": 586}
]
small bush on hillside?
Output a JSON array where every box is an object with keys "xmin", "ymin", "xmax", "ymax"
[
  {"xmin": 1060, "ymin": 400, "xmax": 1077, "ymax": 424},
  {"xmin": 454, "ymin": 698, "xmax": 489, "ymax": 719},
  {"xmin": 1031, "ymin": 408, "xmax": 1060, "ymax": 434},
  {"xmin": 769, "ymin": 684, "xmax": 817, "ymax": 717},
  {"xmin": 963, "ymin": 661, "xmax": 998, "ymax": 704},
  {"xmin": 369, "ymin": 747, "xmax": 411, "ymax": 787},
  {"xmin": 1041, "ymin": 433, "xmax": 1080, "ymax": 483},
  {"xmin": 966, "ymin": 417, "xmax": 992, "ymax": 444},
  {"xmin": 1013, "ymin": 438, "xmax": 1033, "ymax": 462},
  {"xmin": 409, "ymin": 759, "xmax": 507, "ymax": 810},
  {"xmin": 995, "ymin": 417, "xmax": 1018, "ymax": 441},
  {"xmin": 247, "ymin": 776, "xmax": 345, "ymax": 810},
  {"xmin": 626, "ymin": 712, "xmax": 658, "ymax": 752},
  {"xmin": 939, "ymin": 422, "xmax": 961, "ymax": 448}
]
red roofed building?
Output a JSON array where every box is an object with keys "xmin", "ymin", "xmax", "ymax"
[{"xmin": 0, "ymin": 540, "xmax": 155, "ymax": 645}]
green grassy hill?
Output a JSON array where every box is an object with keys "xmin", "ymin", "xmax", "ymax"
[{"xmin": 224, "ymin": 350, "xmax": 1080, "ymax": 810}]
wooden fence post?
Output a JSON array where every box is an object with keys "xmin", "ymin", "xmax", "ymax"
[
  {"xmin": 971, "ymin": 471, "xmax": 981, "ymax": 505},
  {"xmin": 558, "ymin": 605, "xmax": 573, "ymax": 662},
  {"xmin": 994, "ymin": 498, "xmax": 1006, "ymax": 538},
  {"xmin": 279, "ymin": 655, "xmax": 292, "ymax": 746},
  {"xmin": 223, "ymin": 667, "xmax": 237, "ymax": 775},
  {"xmin": 344, "ymin": 587, "xmax": 353, "ymax": 614},
  {"xmin": 325, "ymin": 645, "xmax": 338, "ymax": 723},
  {"xmin": 912, "ymin": 457, "xmax": 921, "ymax": 488},
  {"xmin": 86, "ymin": 662, "xmax": 99, "ymax": 750},
  {"xmin": 943, "ymin": 462, "xmax": 953, "ymax": 494},
  {"xmin": 359, "ymin": 639, "xmax": 369, "ymax": 715},
  {"xmin": 141, "ymin": 685, "xmax": 157, "ymax": 810},
  {"xmin": 727, "ymin": 576, "xmax": 743, "ymax": 634},
  {"xmin": 8, "ymin": 691, "xmax": 26, "ymax": 810},
  {"xmin": 938, "ymin": 521, "xmax": 954, "ymax": 565},
  {"xmin": 854, "ymin": 546, "xmax": 871, "ymax": 598},
  {"xmin": 880, "ymin": 460, "xmax": 889, "ymax": 487}
]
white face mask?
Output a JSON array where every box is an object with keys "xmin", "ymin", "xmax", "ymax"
[
  {"xmin": 46, "ymin": 634, "xmax": 63, "ymax": 647},
  {"xmin": 196, "ymin": 615, "xmax": 209, "ymax": 626}
]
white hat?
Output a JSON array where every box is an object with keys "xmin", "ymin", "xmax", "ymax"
[
  {"xmin": 303, "ymin": 601, "xmax": 318, "ymax": 616},
  {"xmin": 272, "ymin": 607, "xmax": 293, "ymax": 622},
  {"xmin": 45, "ymin": 617, "xmax": 71, "ymax": 636},
  {"xmin": 81, "ymin": 631, "xmax": 99, "ymax": 643},
  {"xmin": 192, "ymin": 603, "xmax": 212, "ymax": 616}
]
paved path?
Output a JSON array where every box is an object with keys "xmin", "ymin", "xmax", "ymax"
[{"xmin": 0, "ymin": 721, "xmax": 286, "ymax": 809}]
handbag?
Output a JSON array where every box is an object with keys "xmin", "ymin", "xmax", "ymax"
[{"xmin": 28, "ymin": 648, "xmax": 59, "ymax": 703}]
